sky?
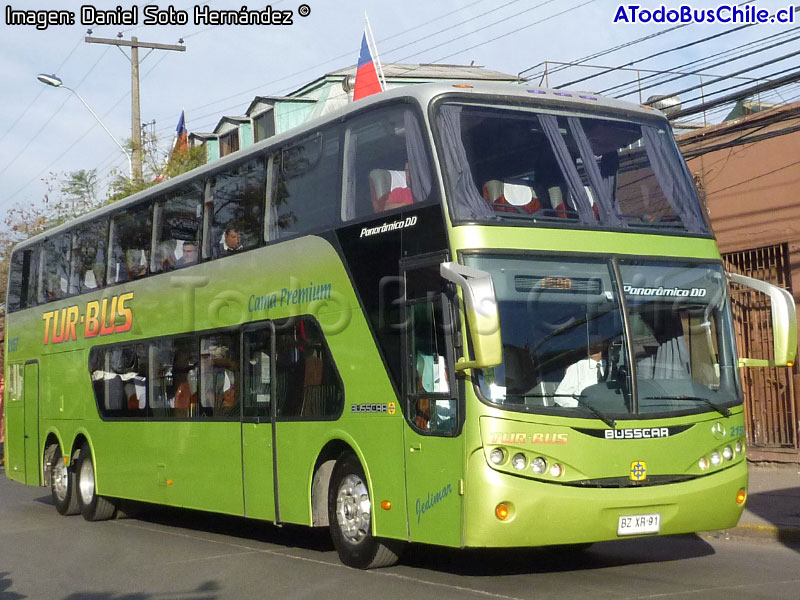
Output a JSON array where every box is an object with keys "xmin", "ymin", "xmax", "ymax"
[{"xmin": 1, "ymin": 0, "xmax": 798, "ymax": 224}]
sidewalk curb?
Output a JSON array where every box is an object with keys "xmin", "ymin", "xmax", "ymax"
[{"xmin": 707, "ymin": 523, "xmax": 800, "ymax": 544}]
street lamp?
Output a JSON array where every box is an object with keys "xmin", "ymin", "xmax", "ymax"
[{"xmin": 36, "ymin": 73, "xmax": 133, "ymax": 177}]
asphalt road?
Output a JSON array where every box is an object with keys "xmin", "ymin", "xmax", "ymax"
[{"xmin": 1, "ymin": 473, "xmax": 798, "ymax": 600}]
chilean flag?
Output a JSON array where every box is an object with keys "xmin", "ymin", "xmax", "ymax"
[
  {"xmin": 353, "ymin": 32, "xmax": 383, "ymax": 101},
  {"xmin": 170, "ymin": 109, "xmax": 188, "ymax": 160}
]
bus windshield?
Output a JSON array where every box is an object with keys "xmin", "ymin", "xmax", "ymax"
[
  {"xmin": 468, "ymin": 255, "xmax": 741, "ymax": 419},
  {"xmin": 435, "ymin": 102, "xmax": 708, "ymax": 234}
]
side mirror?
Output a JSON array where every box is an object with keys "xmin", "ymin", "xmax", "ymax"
[
  {"xmin": 440, "ymin": 262, "xmax": 502, "ymax": 371},
  {"xmin": 728, "ymin": 273, "xmax": 797, "ymax": 368}
]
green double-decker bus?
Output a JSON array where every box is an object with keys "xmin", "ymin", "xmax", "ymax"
[{"xmin": 4, "ymin": 82, "xmax": 796, "ymax": 569}]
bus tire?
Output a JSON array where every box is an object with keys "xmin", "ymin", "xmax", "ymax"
[
  {"xmin": 328, "ymin": 454, "xmax": 402, "ymax": 569},
  {"xmin": 75, "ymin": 444, "xmax": 116, "ymax": 522},
  {"xmin": 50, "ymin": 445, "xmax": 79, "ymax": 516}
]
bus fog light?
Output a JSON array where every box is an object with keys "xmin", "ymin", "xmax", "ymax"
[
  {"xmin": 511, "ymin": 453, "xmax": 527, "ymax": 471},
  {"xmin": 699, "ymin": 457, "xmax": 709, "ymax": 470},
  {"xmin": 710, "ymin": 451, "xmax": 722, "ymax": 466},
  {"xmin": 495, "ymin": 503, "xmax": 510, "ymax": 520},
  {"xmin": 735, "ymin": 440, "xmax": 743, "ymax": 454},
  {"xmin": 736, "ymin": 489, "xmax": 747, "ymax": 504},
  {"xmin": 531, "ymin": 457, "xmax": 547, "ymax": 475},
  {"xmin": 549, "ymin": 463, "xmax": 563, "ymax": 477},
  {"xmin": 722, "ymin": 446, "xmax": 733, "ymax": 461},
  {"xmin": 489, "ymin": 448, "xmax": 506, "ymax": 465}
]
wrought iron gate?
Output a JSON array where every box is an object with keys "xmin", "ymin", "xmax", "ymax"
[{"xmin": 723, "ymin": 243, "xmax": 798, "ymax": 450}]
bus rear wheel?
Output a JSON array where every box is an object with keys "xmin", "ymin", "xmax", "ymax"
[
  {"xmin": 75, "ymin": 444, "xmax": 116, "ymax": 522},
  {"xmin": 50, "ymin": 445, "xmax": 79, "ymax": 516},
  {"xmin": 328, "ymin": 454, "xmax": 402, "ymax": 569}
]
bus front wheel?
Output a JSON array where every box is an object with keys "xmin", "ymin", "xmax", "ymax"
[
  {"xmin": 50, "ymin": 445, "xmax": 79, "ymax": 516},
  {"xmin": 75, "ymin": 444, "xmax": 116, "ymax": 522},
  {"xmin": 328, "ymin": 454, "xmax": 402, "ymax": 569}
]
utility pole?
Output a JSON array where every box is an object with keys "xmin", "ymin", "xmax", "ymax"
[{"xmin": 85, "ymin": 35, "xmax": 185, "ymax": 181}]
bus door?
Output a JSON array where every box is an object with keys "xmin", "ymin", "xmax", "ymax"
[
  {"xmin": 240, "ymin": 323, "xmax": 276, "ymax": 521},
  {"xmin": 4, "ymin": 363, "xmax": 26, "ymax": 483},
  {"xmin": 401, "ymin": 257, "xmax": 463, "ymax": 546},
  {"xmin": 23, "ymin": 361, "xmax": 40, "ymax": 485}
]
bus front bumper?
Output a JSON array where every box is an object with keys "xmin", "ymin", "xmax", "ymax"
[{"xmin": 463, "ymin": 450, "xmax": 747, "ymax": 548}]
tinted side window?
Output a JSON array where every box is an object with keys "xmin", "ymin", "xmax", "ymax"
[
  {"xmin": 243, "ymin": 326, "xmax": 272, "ymax": 419},
  {"xmin": 7, "ymin": 250, "xmax": 24, "ymax": 312},
  {"xmin": 90, "ymin": 343, "xmax": 149, "ymax": 418},
  {"xmin": 25, "ymin": 246, "xmax": 41, "ymax": 309},
  {"xmin": 275, "ymin": 317, "xmax": 343, "ymax": 419},
  {"xmin": 207, "ymin": 159, "xmax": 265, "ymax": 259},
  {"xmin": 152, "ymin": 337, "xmax": 199, "ymax": 418},
  {"xmin": 42, "ymin": 233, "xmax": 73, "ymax": 302},
  {"xmin": 153, "ymin": 183, "xmax": 203, "ymax": 272},
  {"xmin": 200, "ymin": 333, "xmax": 240, "ymax": 418},
  {"xmin": 109, "ymin": 204, "xmax": 153, "ymax": 284},
  {"xmin": 343, "ymin": 106, "xmax": 435, "ymax": 220},
  {"xmin": 270, "ymin": 129, "xmax": 341, "ymax": 240},
  {"xmin": 71, "ymin": 219, "xmax": 108, "ymax": 294}
]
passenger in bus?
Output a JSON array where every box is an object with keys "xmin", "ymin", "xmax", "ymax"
[
  {"xmin": 214, "ymin": 226, "xmax": 243, "ymax": 258},
  {"xmin": 174, "ymin": 241, "xmax": 198, "ymax": 268},
  {"xmin": 112, "ymin": 249, "xmax": 147, "ymax": 282},
  {"xmin": 200, "ymin": 341, "xmax": 238, "ymax": 416},
  {"xmin": 554, "ymin": 340, "xmax": 606, "ymax": 407}
]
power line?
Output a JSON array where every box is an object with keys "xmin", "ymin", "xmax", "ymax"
[
  {"xmin": 519, "ymin": 23, "xmax": 692, "ymax": 81},
  {"xmin": 556, "ymin": 21, "xmax": 756, "ymax": 89},
  {"xmin": 604, "ymin": 25, "xmax": 800, "ymax": 97}
]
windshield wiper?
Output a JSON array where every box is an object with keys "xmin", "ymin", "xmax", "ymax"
[
  {"xmin": 511, "ymin": 393, "xmax": 617, "ymax": 428},
  {"xmin": 643, "ymin": 395, "xmax": 731, "ymax": 418}
]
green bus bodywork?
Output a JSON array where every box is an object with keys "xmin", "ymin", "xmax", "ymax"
[{"xmin": 4, "ymin": 83, "xmax": 768, "ymax": 567}]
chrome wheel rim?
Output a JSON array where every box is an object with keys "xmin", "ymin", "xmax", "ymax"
[
  {"xmin": 78, "ymin": 457, "xmax": 95, "ymax": 506},
  {"xmin": 52, "ymin": 459, "xmax": 69, "ymax": 502},
  {"xmin": 335, "ymin": 474, "xmax": 371, "ymax": 545}
]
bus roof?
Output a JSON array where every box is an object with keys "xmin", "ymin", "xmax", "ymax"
[{"xmin": 13, "ymin": 81, "xmax": 667, "ymax": 252}]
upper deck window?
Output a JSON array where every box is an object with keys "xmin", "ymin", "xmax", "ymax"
[
  {"xmin": 435, "ymin": 103, "xmax": 708, "ymax": 234},
  {"xmin": 153, "ymin": 183, "xmax": 203, "ymax": 272},
  {"xmin": 207, "ymin": 158, "xmax": 265, "ymax": 258},
  {"xmin": 342, "ymin": 105, "xmax": 436, "ymax": 221},
  {"xmin": 109, "ymin": 203, "xmax": 153, "ymax": 284},
  {"xmin": 270, "ymin": 129, "xmax": 341, "ymax": 239},
  {"xmin": 42, "ymin": 232, "xmax": 73, "ymax": 302},
  {"xmin": 70, "ymin": 218, "xmax": 109, "ymax": 293}
]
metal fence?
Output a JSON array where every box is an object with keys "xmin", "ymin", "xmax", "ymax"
[{"xmin": 723, "ymin": 243, "xmax": 798, "ymax": 449}]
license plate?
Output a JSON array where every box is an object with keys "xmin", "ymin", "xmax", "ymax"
[{"xmin": 617, "ymin": 513, "xmax": 661, "ymax": 536}]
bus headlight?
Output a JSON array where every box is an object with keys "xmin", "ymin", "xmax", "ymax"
[
  {"xmin": 549, "ymin": 463, "xmax": 564, "ymax": 478},
  {"xmin": 710, "ymin": 451, "xmax": 722, "ymax": 466},
  {"xmin": 699, "ymin": 457, "xmax": 710, "ymax": 470},
  {"xmin": 489, "ymin": 448, "xmax": 506, "ymax": 465},
  {"xmin": 531, "ymin": 457, "xmax": 547, "ymax": 475},
  {"xmin": 735, "ymin": 440, "xmax": 744, "ymax": 454},
  {"xmin": 722, "ymin": 446, "xmax": 734, "ymax": 461},
  {"xmin": 511, "ymin": 453, "xmax": 527, "ymax": 471}
]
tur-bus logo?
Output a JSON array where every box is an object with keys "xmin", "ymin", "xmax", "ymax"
[{"xmin": 42, "ymin": 292, "xmax": 134, "ymax": 345}]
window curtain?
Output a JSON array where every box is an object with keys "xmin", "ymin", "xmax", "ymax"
[
  {"xmin": 404, "ymin": 109, "xmax": 433, "ymax": 203},
  {"xmin": 436, "ymin": 105, "xmax": 494, "ymax": 221},
  {"xmin": 537, "ymin": 114, "xmax": 596, "ymax": 224},
  {"xmin": 641, "ymin": 126, "xmax": 705, "ymax": 233},
  {"xmin": 638, "ymin": 336, "xmax": 692, "ymax": 380},
  {"xmin": 567, "ymin": 117, "xmax": 626, "ymax": 228},
  {"xmin": 599, "ymin": 151, "xmax": 619, "ymax": 209},
  {"xmin": 342, "ymin": 128, "xmax": 359, "ymax": 221},
  {"xmin": 267, "ymin": 155, "xmax": 280, "ymax": 241}
]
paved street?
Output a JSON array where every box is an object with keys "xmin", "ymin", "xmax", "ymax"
[{"xmin": 1, "ymin": 472, "xmax": 798, "ymax": 600}]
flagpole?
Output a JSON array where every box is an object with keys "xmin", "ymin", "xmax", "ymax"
[{"xmin": 364, "ymin": 12, "xmax": 386, "ymax": 90}]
